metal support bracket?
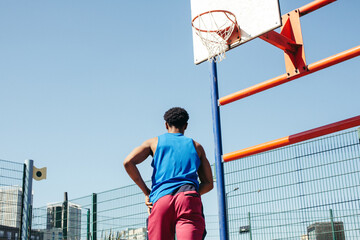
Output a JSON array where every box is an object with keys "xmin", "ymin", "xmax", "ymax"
[{"xmin": 260, "ymin": 9, "xmax": 307, "ymax": 77}]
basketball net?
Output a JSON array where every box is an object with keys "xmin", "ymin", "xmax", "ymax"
[{"xmin": 192, "ymin": 10, "xmax": 240, "ymax": 62}]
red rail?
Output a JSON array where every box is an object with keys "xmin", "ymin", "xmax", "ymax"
[
  {"xmin": 219, "ymin": 45, "xmax": 360, "ymax": 106},
  {"xmin": 223, "ymin": 115, "xmax": 360, "ymax": 162}
]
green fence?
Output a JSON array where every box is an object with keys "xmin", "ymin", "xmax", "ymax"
[
  {"xmin": 4, "ymin": 128, "xmax": 359, "ymax": 239},
  {"xmin": 31, "ymin": 184, "xmax": 220, "ymax": 240},
  {"xmin": 224, "ymin": 128, "xmax": 360, "ymax": 239},
  {"xmin": 32, "ymin": 185, "xmax": 219, "ymax": 240},
  {"xmin": 205, "ymin": 215, "xmax": 220, "ymax": 240},
  {"xmin": 31, "ymin": 128, "xmax": 360, "ymax": 240},
  {"xmin": 0, "ymin": 159, "xmax": 24, "ymax": 230},
  {"xmin": 0, "ymin": 159, "xmax": 38, "ymax": 240},
  {"xmin": 32, "ymin": 183, "xmax": 149, "ymax": 240}
]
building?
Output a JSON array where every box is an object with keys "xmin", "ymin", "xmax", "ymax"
[
  {"xmin": 116, "ymin": 227, "xmax": 147, "ymax": 240},
  {"xmin": 0, "ymin": 186, "xmax": 38, "ymax": 240},
  {"xmin": 128, "ymin": 227, "xmax": 147, "ymax": 240},
  {"xmin": 307, "ymin": 222, "xmax": 345, "ymax": 240},
  {"xmin": 0, "ymin": 186, "xmax": 27, "ymax": 229},
  {"xmin": 45, "ymin": 202, "xmax": 81, "ymax": 240},
  {"xmin": 0, "ymin": 225, "xmax": 43, "ymax": 240},
  {"xmin": 41, "ymin": 228, "xmax": 62, "ymax": 240}
]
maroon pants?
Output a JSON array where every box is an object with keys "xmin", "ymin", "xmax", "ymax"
[{"xmin": 147, "ymin": 190, "xmax": 206, "ymax": 240}]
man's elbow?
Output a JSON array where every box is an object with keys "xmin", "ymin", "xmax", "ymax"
[
  {"xmin": 123, "ymin": 159, "xmax": 133, "ymax": 170},
  {"xmin": 208, "ymin": 181, "xmax": 214, "ymax": 191},
  {"xmin": 204, "ymin": 180, "xmax": 214, "ymax": 192}
]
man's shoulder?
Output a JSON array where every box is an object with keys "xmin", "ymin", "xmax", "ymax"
[
  {"xmin": 144, "ymin": 137, "xmax": 158, "ymax": 146},
  {"xmin": 142, "ymin": 137, "xmax": 158, "ymax": 156},
  {"xmin": 192, "ymin": 139, "xmax": 204, "ymax": 151}
]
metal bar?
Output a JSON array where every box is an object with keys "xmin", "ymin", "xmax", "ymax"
[
  {"xmin": 209, "ymin": 61, "xmax": 228, "ymax": 240},
  {"xmin": 225, "ymin": 193, "xmax": 229, "ymax": 238},
  {"xmin": 248, "ymin": 212, "xmax": 252, "ymax": 240},
  {"xmin": 87, "ymin": 209, "xmax": 91, "ymax": 240},
  {"xmin": 308, "ymin": 45, "xmax": 360, "ymax": 72},
  {"xmin": 92, "ymin": 193, "xmax": 97, "ymax": 240},
  {"xmin": 219, "ymin": 45, "xmax": 360, "ymax": 106},
  {"xmin": 298, "ymin": 0, "xmax": 337, "ymax": 17},
  {"xmin": 259, "ymin": 30, "xmax": 299, "ymax": 53},
  {"xmin": 19, "ymin": 163, "xmax": 26, "ymax": 240},
  {"xmin": 63, "ymin": 192, "xmax": 68, "ymax": 240},
  {"xmin": 223, "ymin": 115, "xmax": 360, "ymax": 162},
  {"xmin": 330, "ymin": 209, "xmax": 336, "ymax": 240}
]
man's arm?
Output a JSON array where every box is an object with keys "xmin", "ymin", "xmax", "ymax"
[
  {"xmin": 123, "ymin": 138, "xmax": 157, "ymax": 209},
  {"xmin": 194, "ymin": 141, "xmax": 214, "ymax": 195}
]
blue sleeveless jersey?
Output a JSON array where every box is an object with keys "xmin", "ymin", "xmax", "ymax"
[{"xmin": 149, "ymin": 133, "xmax": 200, "ymax": 203}]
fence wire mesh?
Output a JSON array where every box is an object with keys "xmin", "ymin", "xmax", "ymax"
[
  {"xmin": 0, "ymin": 159, "xmax": 24, "ymax": 235},
  {"xmin": 2, "ymin": 128, "xmax": 359, "ymax": 240},
  {"xmin": 224, "ymin": 128, "xmax": 360, "ymax": 239},
  {"xmin": 31, "ymin": 183, "xmax": 149, "ymax": 240},
  {"xmin": 96, "ymin": 184, "xmax": 148, "ymax": 239},
  {"xmin": 205, "ymin": 214, "xmax": 220, "ymax": 240}
]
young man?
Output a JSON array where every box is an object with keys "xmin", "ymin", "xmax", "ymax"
[{"xmin": 123, "ymin": 107, "xmax": 213, "ymax": 240}]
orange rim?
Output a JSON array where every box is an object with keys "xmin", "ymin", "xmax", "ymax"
[{"xmin": 192, "ymin": 10, "xmax": 238, "ymax": 33}]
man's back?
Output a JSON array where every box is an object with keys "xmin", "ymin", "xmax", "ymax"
[{"xmin": 150, "ymin": 133, "xmax": 200, "ymax": 204}]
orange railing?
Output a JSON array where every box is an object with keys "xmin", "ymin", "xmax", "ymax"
[
  {"xmin": 219, "ymin": 46, "xmax": 360, "ymax": 105},
  {"xmin": 223, "ymin": 115, "xmax": 360, "ymax": 162}
]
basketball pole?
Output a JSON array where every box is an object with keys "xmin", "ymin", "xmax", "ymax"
[{"xmin": 209, "ymin": 60, "xmax": 229, "ymax": 240}]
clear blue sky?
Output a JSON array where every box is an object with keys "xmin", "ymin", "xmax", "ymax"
[{"xmin": 0, "ymin": 0, "xmax": 359, "ymax": 219}]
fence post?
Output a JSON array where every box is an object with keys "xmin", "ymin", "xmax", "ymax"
[
  {"xmin": 63, "ymin": 192, "xmax": 68, "ymax": 240},
  {"xmin": 19, "ymin": 163, "xmax": 26, "ymax": 240},
  {"xmin": 329, "ymin": 209, "xmax": 336, "ymax": 240},
  {"xmin": 87, "ymin": 209, "xmax": 91, "ymax": 240},
  {"xmin": 248, "ymin": 212, "xmax": 252, "ymax": 240},
  {"xmin": 92, "ymin": 193, "xmax": 97, "ymax": 240},
  {"xmin": 20, "ymin": 159, "xmax": 34, "ymax": 240}
]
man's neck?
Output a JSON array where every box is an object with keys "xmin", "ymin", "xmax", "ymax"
[{"xmin": 167, "ymin": 127, "xmax": 184, "ymax": 134}]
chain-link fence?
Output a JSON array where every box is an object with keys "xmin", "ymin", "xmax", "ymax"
[
  {"xmin": 224, "ymin": 129, "xmax": 360, "ymax": 239},
  {"xmin": 31, "ymin": 184, "xmax": 220, "ymax": 240},
  {"xmin": 31, "ymin": 183, "xmax": 222, "ymax": 240},
  {"xmin": 0, "ymin": 159, "xmax": 24, "ymax": 232},
  {"xmin": 2, "ymin": 128, "xmax": 360, "ymax": 240},
  {"xmin": 0, "ymin": 159, "xmax": 39, "ymax": 240},
  {"xmin": 32, "ymin": 184, "xmax": 148, "ymax": 240}
]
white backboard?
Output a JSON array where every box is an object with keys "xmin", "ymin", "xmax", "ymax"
[{"xmin": 191, "ymin": 0, "xmax": 281, "ymax": 64}]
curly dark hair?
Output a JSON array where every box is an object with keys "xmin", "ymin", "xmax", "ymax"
[{"xmin": 163, "ymin": 107, "xmax": 189, "ymax": 129}]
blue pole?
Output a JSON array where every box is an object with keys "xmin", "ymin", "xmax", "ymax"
[{"xmin": 209, "ymin": 60, "xmax": 228, "ymax": 240}]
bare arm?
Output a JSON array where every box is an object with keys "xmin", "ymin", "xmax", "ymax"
[
  {"xmin": 123, "ymin": 138, "xmax": 157, "ymax": 211},
  {"xmin": 194, "ymin": 141, "xmax": 214, "ymax": 195}
]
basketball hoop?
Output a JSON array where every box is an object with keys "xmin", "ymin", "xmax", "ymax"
[{"xmin": 192, "ymin": 10, "xmax": 241, "ymax": 62}]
